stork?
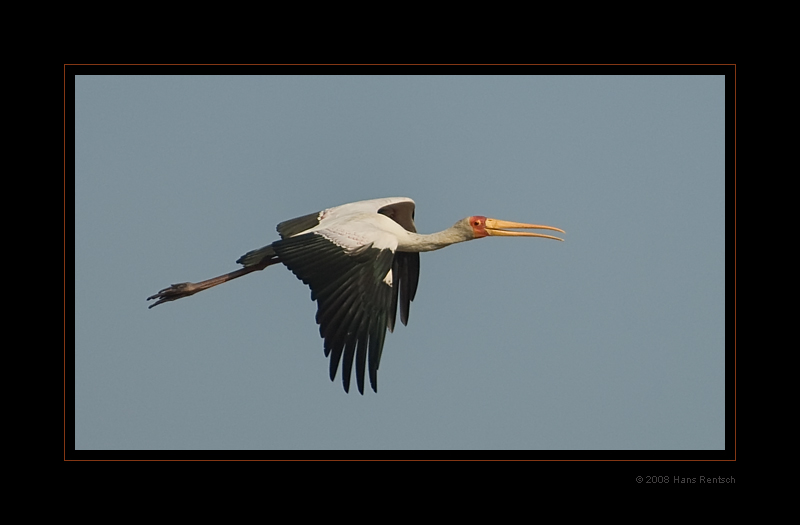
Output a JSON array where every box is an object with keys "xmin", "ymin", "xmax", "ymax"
[{"xmin": 147, "ymin": 197, "xmax": 564, "ymax": 394}]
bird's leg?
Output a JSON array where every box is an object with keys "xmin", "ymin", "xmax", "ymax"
[{"xmin": 147, "ymin": 255, "xmax": 279, "ymax": 308}]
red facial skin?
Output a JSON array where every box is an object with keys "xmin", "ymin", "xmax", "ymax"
[{"xmin": 469, "ymin": 215, "xmax": 489, "ymax": 238}]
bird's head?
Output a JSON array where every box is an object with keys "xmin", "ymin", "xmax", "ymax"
[{"xmin": 467, "ymin": 216, "xmax": 565, "ymax": 241}]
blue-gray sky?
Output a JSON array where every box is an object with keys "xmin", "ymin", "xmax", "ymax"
[{"xmin": 74, "ymin": 74, "xmax": 725, "ymax": 450}]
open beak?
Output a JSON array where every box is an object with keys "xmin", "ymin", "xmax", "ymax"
[{"xmin": 485, "ymin": 218, "xmax": 565, "ymax": 241}]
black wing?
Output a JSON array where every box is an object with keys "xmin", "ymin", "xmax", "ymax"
[
  {"xmin": 388, "ymin": 252, "xmax": 419, "ymax": 333},
  {"xmin": 378, "ymin": 202, "xmax": 419, "ymax": 333},
  {"xmin": 236, "ymin": 211, "xmax": 322, "ymax": 267},
  {"xmin": 276, "ymin": 211, "xmax": 323, "ymax": 239},
  {"xmin": 272, "ymin": 233, "xmax": 395, "ymax": 394}
]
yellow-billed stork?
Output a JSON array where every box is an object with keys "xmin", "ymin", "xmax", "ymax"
[{"xmin": 147, "ymin": 197, "xmax": 564, "ymax": 394}]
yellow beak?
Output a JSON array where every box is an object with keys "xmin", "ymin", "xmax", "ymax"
[{"xmin": 484, "ymin": 218, "xmax": 565, "ymax": 241}]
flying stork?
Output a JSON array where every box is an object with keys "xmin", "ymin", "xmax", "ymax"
[{"xmin": 147, "ymin": 197, "xmax": 564, "ymax": 394}]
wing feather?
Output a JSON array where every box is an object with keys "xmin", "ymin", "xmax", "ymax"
[
  {"xmin": 268, "ymin": 197, "xmax": 420, "ymax": 393},
  {"xmin": 276, "ymin": 211, "xmax": 323, "ymax": 239},
  {"xmin": 273, "ymin": 232, "xmax": 394, "ymax": 394}
]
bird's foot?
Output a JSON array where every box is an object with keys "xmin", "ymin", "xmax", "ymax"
[{"xmin": 146, "ymin": 282, "xmax": 201, "ymax": 308}]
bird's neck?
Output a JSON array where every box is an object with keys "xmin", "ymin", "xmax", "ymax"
[{"xmin": 398, "ymin": 225, "xmax": 472, "ymax": 252}]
